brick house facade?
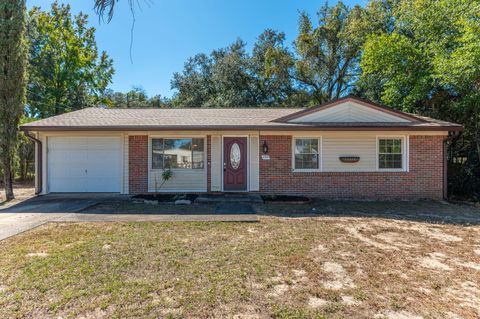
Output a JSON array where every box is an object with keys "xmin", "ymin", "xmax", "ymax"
[
  {"xmin": 258, "ymin": 135, "xmax": 445, "ymax": 199},
  {"xmin": 22, "ymin": 96, "xmax": 461, "ymax": 198},
  {"xmin": 127, "ymin": 134, "xmax": 445, "ymax": 199}
]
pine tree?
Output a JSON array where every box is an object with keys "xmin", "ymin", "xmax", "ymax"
[{"xmin": 0, "ymin": 0, "xmax": 27, "ymax": 200}]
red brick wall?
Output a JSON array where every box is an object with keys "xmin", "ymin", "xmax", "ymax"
[
  {"xmin": 128, "ymin": 135, "xmax": 148, "ymax": 194},
  {"xmin": 259, "ymin": 135, "xmax": 445, "ymax": 200}
]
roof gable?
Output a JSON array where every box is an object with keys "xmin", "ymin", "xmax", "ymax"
[{"xmin": 276, "ymin": 96, "xmax": 421, "ymax": 123}]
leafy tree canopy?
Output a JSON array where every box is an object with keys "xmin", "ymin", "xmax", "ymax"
[
  {"xmin": 266, "ymin": 2, "xmax": 368, "ymax": 105},
  {"xmin": 104, "ymin": 86, "xmax": 171, "ymax": 108},
  {"xmin": 171, "ymin": 30, "xmax": 297, "ymax": 108},
  {"xmin": 358, "ymin": 0, "xmax": 480, "ymax": 197},
  {"xmin": 26, "ymin": 1, "xmax": 114, "ymax": 118}
]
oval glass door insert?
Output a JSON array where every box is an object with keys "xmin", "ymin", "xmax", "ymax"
[{"xmin": 230, "ymin": 143, "xmax": 241, "ymax": 169}]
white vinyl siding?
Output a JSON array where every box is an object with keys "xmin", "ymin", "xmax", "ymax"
[
  {"xmin": 293, "ymin": 134, "xmax": 409, "ymax": 172},
  {"xmin": 149, "ymin": 169, "xmax": 206, "ymax": 192},
  {"xmin": 148, "ymin": 136, "xmax": 207, "ymax": 192},
  {"xmin": 290, "ymin": 101, "xmax": 411, "ymax": 123},
  {"xmin": 249, "ymin": 136, "xmax": 260, "ymax": 191},
  {"xmin": 323, "ymin": 136, "xmax": 377, "ymax": 172},
  {"xmin": 210, "ymin": 136, "xmax": 222, "ymax": 191}
]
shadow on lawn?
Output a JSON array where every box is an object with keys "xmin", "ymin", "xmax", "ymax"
[
  {"xmin": 2, "ymin": 192, "xmax": 480, "ymax": 226},
  {"xmin": 256, "ymin": 199, "xmax": 480, "ymax": 225}
]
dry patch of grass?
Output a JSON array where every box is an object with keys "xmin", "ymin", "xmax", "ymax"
[
  {"xmin": 0, "ymin": 182, "xmax": 35, "ymax": 207},
  {"xmin": 0, "ymin": 217, "xmax": 479, "ymax": 318}
]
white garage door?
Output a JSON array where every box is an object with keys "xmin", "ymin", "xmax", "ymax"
[{"xmin": 48, "ymin": 136, "xmax": 122, "ymax": 192}]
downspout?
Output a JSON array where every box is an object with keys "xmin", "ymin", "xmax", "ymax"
[{"xmin": 23, "ymin": 131, "xmax": 42, "ymax": 195}]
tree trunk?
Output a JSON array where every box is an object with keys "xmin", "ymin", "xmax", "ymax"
[
  {"xmin": 2, "ymin": 158, "xmax": 14, "ymax": 200},
  {"xmin": 0, "ymin": 0, "xmax": 28, "ymax": 201}
]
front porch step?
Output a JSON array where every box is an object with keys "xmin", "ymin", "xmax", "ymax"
[{"xmin": 195, "ymin": 194, "xmax": 264, "ymax": 204}]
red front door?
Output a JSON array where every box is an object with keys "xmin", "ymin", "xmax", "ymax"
[{"xmin": 223, "ymin": 137, "xmax": 248, "ymax": 191}]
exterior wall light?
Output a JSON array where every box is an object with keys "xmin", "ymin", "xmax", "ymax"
[{"xmin": 262, "ymin": 141, "xmax": 269, "ymax": 154}]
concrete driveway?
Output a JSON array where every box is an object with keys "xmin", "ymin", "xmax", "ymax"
[
  {"xmin": 0, "ymin": 194, "xmax": 112, "ymax": 241},
  {"xmin": 0, "ymin": 194, "xmax": 259, "ymax": 241}
]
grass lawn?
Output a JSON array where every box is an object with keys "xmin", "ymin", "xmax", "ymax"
[{"xmin": 0, "ymin": 217, "xmax": 479, "ymax": 318}]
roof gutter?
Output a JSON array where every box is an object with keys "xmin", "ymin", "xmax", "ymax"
[
  {"xmin": 23, "ymin": 131, "xmax": 42, "ymax": 195},
  {"xmin": 19, "ymin": 124, "xmax": 464, "ymax": 132}
]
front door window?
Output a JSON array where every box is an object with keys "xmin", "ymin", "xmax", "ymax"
[{"xmin": 230, "ymin": 143, "xmax": 241, "ymax": 170}]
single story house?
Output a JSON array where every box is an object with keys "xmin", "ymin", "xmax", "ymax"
[{"xmin": 20, "ymin": 96, "xmax": 462, "ymax": 200}]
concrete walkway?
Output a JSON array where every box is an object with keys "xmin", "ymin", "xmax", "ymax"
[{"xmin": 54, "ymin": 213, "xmax": 258, "ymax": 223}]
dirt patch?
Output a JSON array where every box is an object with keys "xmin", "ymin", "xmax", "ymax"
[
  {"xmin": 405, "ymin": 224, "xmax": 464, "ymax": 242},
  {"xmin": 452, "ymin": 259, "xmax": 480, "ymax": 270},
  {"xmin": 310, "ymin": 243, "xmax": 328, "ymax": 254},
  {"xmin": 418, "ymin": 252, "xmax": 453, "ymax": 271},
  {"xmin": 269, "ymin": 284, "xmax": 289, "ymax": 297},
  {"xmin": 375, "ymin": 310, "xmax": 423, "ymax": 319},
  {"xmin": 445, "ymin": 281, "xmax": 480, "ymax": 313},
  {"xmin": 346, "ymin": 224, "xmax": 399, "ymax": 250},
  {"xmin": 0, "ymin": 183, "xmax": 35, "ymax": 207},
  {"xmin": 76, "ymin": 306, "xmax": 114, "ymax": 319},
  {"xmin": 232, "ymin": 313, "xmax": 261, "ymax": 319},
  {"xmin": 322, "ymin": 261, "xmax": 355, "ymax": 290},
  {"xmin": 422, "ymin": 228, "xmax": 463, "ymax": 243},
  {"xmin": 341, "ymin": 295, "xmax": 360, "ymax": 305},
  {"xmin": 307, "ymin": 296, "xmax": 328, "ymax": 308},
  {"xmin": 374, "ymin": 231, "xmax": 418, "ymax": 249}
]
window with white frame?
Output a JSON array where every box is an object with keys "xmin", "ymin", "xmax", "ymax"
[
  {"xmin": 294, "ymin": 138, "xmax": 320, "ymax": 170},
  {"xmin": 152, "ymin": 138, "xmax": 204, "ymax": 169},
  {"xmin": 378, "ymin": 138, "xmax": 403, "ymax": 169}
]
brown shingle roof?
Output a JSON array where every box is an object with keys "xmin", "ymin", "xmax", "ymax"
[{"xmin": 20, "ymin": 99, "xmax": 462, "ymax": 132}]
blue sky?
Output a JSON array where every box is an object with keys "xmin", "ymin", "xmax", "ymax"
[{"xmin": 27, "ymin": 0, "xmax": 365, "ymax": 98}]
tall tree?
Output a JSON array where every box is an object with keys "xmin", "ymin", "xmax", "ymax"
[
  {"xmin": 171, "ymin": 39, "xmax": 256, "ymax": 107},
  {"xmin": 104, "ymin": 87, "xmax": 171, "ymax": 108},
  {"xmin": 251, "ymin": 29, "xmax": 297, "ymax": 106},
  {"xmin": 0, "ymin": 0, "xmax": 27, "ymax": 200},
  {"xmin": 26, "ymin": 2, "xmax": 114, "ymax": 118},
  {"xmin": 358, "ymin": 0, "xmax": 480, "ymax": 199},
  {"xmin": 171, "ymin": 32, "xmax": 297, "ymax": 108},
  {"xmin": 266, "ymin": 2, "xmax": 367, "ymax": 105}
]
